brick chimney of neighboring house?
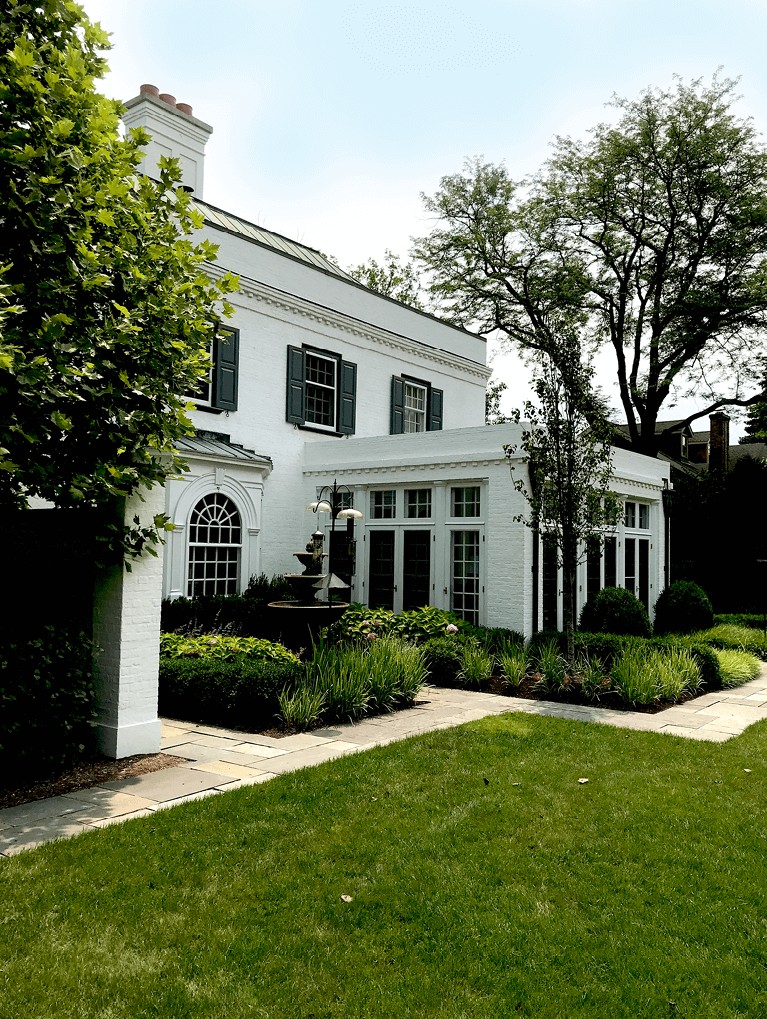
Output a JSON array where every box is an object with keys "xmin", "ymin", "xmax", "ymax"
[
  {"xmin": 709, "ymin": 412, "xmax": 730, "ymax": 474},
  {"xmin": 120, "ymin": 84, "xmax": 212, "ymax": 197}
]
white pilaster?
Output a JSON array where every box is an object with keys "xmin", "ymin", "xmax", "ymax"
[{"xmin": 92, "ymin": 484, "xmax": 166, "ymax": 758}]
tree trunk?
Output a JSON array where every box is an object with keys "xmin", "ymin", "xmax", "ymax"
[{"xmin": 562, "ymin": 531, "xmax": 577, "ymax": 672}]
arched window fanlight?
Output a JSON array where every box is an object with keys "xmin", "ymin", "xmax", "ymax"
[{"xmin": 187, "ymin": 493, "xmax": 242, "ymax": 597}]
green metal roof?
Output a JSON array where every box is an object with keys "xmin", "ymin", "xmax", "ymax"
[{"xmin": 189, "ymin": 197, "xmax": 358, "ymax": 282}]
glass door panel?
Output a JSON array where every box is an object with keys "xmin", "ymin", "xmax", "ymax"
[
  {"xmin": 451, "ymin": 530, "xmax": 480, "ymax": 624},
  {"xmin": 402, "ymin": 530, "xmax": 431, "ymax": 610},
  {"xmin": 368, "ymin": 530, "xmax": 395, "ymax": 610}
]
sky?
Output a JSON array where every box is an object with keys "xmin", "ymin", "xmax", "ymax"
[{"xmin": 80, "ymin": 0, "xmax": 767, "ymax": 438}]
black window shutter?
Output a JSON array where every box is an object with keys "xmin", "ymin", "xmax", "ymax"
[
  {"xmin": 391, "ymin": 376, "xmax": 404, "ymax": 434},
  {"xmin": 338, "ymin": 360, "xmax": 357, "ymax": 434},
  {"xmin": 429, "ymin": 387, "xmax": 443, "ymax": 430},
  {"xmin": 286, "ymin": 346, "xmax": 306, "ymax": 424},
  {"xmin": 214, "ymin": 327, "xmax": 239, "ymax": 411}
]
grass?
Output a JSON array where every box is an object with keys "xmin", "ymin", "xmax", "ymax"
[{"xmin": 4, "ymin": 715, "xmax": 767, "ymax": 1018}]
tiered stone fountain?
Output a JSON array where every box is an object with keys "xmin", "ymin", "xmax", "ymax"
[{"xmin": 268, "ymin": 530, "xmax": 349, "ymax": 649}]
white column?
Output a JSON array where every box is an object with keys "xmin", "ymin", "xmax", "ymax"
[{"xmin": 92, "ymin": 484, "xmax": 166, "ymax": 758}]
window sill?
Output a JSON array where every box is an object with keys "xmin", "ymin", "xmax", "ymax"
[
  {"xmin": 296, "ymin": 423, "xmax": 349, "ymax": 437},
  {"xmin": 190, "ymin": 404, "xmax": 224, "ymax": 415}
]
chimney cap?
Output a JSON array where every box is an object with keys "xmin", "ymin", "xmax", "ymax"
[
  {"xmin": 159, "ymin": 92, "xmax": 176, "ymax": 107},
  {"xmin": 140, "ymin": 83, "xmax": 160, "ymax": 97},
  {"xmin": 177, "ymin": 102, "xmax": 193, "ymax": 116}
]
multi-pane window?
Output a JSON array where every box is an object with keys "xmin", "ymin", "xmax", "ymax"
[
  {"xmin": 405, "ymin": 489, "xmax": 432, "ymax": 518},
  {"xmin": 371, "ymin": 490, "xmax": 396, "ymax": 519},
  {"xmin": 185, "ymin": 336, "xmax": 213, "ymax": 406},
  {"xmin": 404, "ymin": 382, "xmax": 427, "ymax": 432},
  {"xmin": 305, "ymin": 352, "xmax": 336, "ymax": 429},
  {"xmin": 452, "ymin": 530, "xmax": 480, "ymax": 624},
  {"xmin": 188, "ymin": 493, "xmax": 242, "ymax": 597},
  {"xmin": 451, "ymin": 486, "xmax": 480, "ymax": 517},
  {"xmin": 625, "ymin": 501, "xmax": 650, "ymax": 529}
]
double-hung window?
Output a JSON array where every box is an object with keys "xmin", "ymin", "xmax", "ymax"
[
  {"xmin": 186, "ymin": 325, "xmax": 239, "ymax": 412},
  {"xmin": 286, "ymin": 345, "xmax": 357, "ymax": 434},
  {"xmin": 391, "ymin": 375, "xmax": 443, "ymax": 433}
]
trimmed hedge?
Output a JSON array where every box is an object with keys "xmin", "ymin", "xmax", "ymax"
[
  {"xmin": 715, "ymin": 614, "xmax": 767, "ymax": 631},
  {"xmin": 579, "ymin": 587, "xmax": 652, "ymax": 637},
  {"xmin": 422, "ymin": 636, "xmax": 464, "ymax": 685},
  {"xmin": 654, "ymin": 581, "xmax": 713, "ymax": 635},
  {"xmin": 0, "ymin": 626, "xmax": 96, "ymax": 783},
  {"xmin": 159, "ymin": 655, "xmax": 302, "ymax": 729}
]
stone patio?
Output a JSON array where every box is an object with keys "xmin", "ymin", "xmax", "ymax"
[{"xmin": 2, "ymin": 664, "xmax": 766, "ymax": 857}]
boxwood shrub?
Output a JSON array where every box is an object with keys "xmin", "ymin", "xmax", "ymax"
[
  {"xmin": 422, "ymin": 636, "xmax": 465, "ymax": 685},
  {"xmin": 579, "ymin": 587, "xmax": 652, "ymax": 638},
  {"xmin": 654, "ymin": 581, "xmax": 714, "ymax": 635},
  {"xmin": 159, "ymin": 655, "xmax": 302, "ymax": 729}
]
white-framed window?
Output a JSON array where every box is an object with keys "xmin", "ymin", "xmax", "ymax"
[
  {"xmin": 451, "ymin": 486, "xmax": 480, "ymax": 517},
  {"xmin": 371, "ymin": 490, "xmax": 396, "ymax": 519},
  {"xmin": 185, "ymin": 336, "xmax": 213, "ymax": 407},
  {"xmin": 451, "ymin": 530, "xmax": 480, "ymax": 624},
  {"xmin": 187, "ymin": 493, "xmax": 242, "ymax": 597},
  {"xmin": 305, "ymin": 351, "xmax": 337, "ymax": 430},
  {"xmin": 405, "ymin": 488, "xmax": 432, "ymax": 518},
  {"xmin": 404, "ymin": 382, "xmax": 427, "ymax": 432},
  {"xmin": 625, "ymin": 501, "xmax": 650, "ymax": 529}
]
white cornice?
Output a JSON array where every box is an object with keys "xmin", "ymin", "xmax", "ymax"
[
  {"xmin": 205, "ymin": 263, "xmax": 492, "ymax": 382},
  {"xmin": 178, "ymin": 449, "xmax": 272, "ymax": 477},
  {"xmin": 304, "ymin": 458, "xmax": 507, "ymax": 477}
]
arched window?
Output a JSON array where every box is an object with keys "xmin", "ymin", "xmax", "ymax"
[{"xmin": 187, "ymin": 493, "xmax": 242, "ymax": 597}]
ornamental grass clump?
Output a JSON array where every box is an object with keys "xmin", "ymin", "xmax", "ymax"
[
  {"xmin": 578, "ymin": 655, "xmax": 609, "ymax": 701},
  {"xmin": 276, "ymin": 684, "xmax": 327, "ymax": 729},
  {"xmin": 697, "ymin": 625, "xmax": 767, "ymax": 660},
  {"xmin": 534, "ymin": 639, "xmax": 569, "ymax": 694},
  {"xmin": 611, "ymin": 645, "xmax": 658, "ymax": 705},
  {"xmin": 655, "ymin": 648, "xmax": 699, "ymax": 701},
  {"xmin": 715, "ymin": 649, "xmax": 763, "ymax": 687},
  {"xmin": 460, "ymin": 644, "xmax": 495, "ymax": 689},
  {"xmin": 499, "ymin": 648, "xmax": 527, "ymax": 689}
]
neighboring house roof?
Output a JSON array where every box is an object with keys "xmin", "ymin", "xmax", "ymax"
[
  {"xmin": 614, "ymin": 419, "xmax": 695, "ymax": 437},
  {"xmin": 189, "ymin": 196, "xmax": 358, "ymax": 284},
  {"xmin": 730, "ymin": 442, "xmax": 767, "ymax": 464},
  {"xmin": 175, "ymin": 433, "xmax": 273, "ymax": 467}
]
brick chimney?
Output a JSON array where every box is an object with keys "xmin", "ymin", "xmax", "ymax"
[
  {"xmin": 121, "ymin": 84, "xmax": 212, "ymax": 197},
  {"xmin": 709, "ymin": 412, "xmax": 730, "ymax": 474}
]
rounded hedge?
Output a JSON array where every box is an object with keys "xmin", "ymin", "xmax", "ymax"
[
  {"xmin": 653, "ymin": 580, "xmax": 714, "ymax": 635},
  {"xmin": 579, "ymin": 586, "xmax": 652, "ymax": 637}
]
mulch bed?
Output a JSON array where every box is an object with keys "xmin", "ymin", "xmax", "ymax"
[{"xmin": 0, "ymin": 753, "xmax": 185, "ymax": 811}]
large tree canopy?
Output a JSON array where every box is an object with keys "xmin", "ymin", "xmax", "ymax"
[
  {"xmin": 0, "ymin": 0, "xmax": 237, "ymax": 554},
  {"xmin": 415, "ymin": 75, "xmax": 767, "ymax": 456}
]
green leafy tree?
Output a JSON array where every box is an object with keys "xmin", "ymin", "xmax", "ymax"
[
  {"xmin": 739, "ymin": 363, "xmax": 767, "ymax": 443},
  {"xmin": 0, "ymin": 0, "xmax": 238, "ymax": 558},
  {"xmin": 416, "ymin": 75, "xmax": 767, "ymax": 456},
  {"xmin": 485, "ymin": 377, "xmax": 509, "ymax": 424},
  {"xmin": 348, "ymin": 249, "xmax": 424, "ymax": 310},
  {"xmin": 506, "ymin": 338, "xmax": 619, "ymax": 665}
]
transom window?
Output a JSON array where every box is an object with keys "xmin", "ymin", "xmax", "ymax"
[
  {"xmin": 625, "ymin": 501, "xmax": 650, "ymax": 529},
  {"xmin": 405, "ymin": 489, "xmax": 432, "ymax": 518},
  {"xmin": 372, "ymin": 490, "xmax": 396, "ymax": 519},
  {"xmin": 305, "ymin": 352, "xmax": 337, "ymax": 429},
  {"xmin": 452, "ymin": 486, "xmax": 480, "ymax": 517},
  {"xmin": 188, "ymin": 493, "xmax": 242, "ymax": 598},
  {"xmin": 404, "ymin": 382, "xmax": 427, "ymax": 432}
]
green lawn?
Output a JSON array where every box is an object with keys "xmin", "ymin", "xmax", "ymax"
[{"xmin": 3, "ymin": 715, "xmax": 767, "ymax": 1018}]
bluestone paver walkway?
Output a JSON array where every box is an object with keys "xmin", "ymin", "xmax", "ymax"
[{"xmin": 3, "ymin": 663, "xmax": 766, "ymax": 856}]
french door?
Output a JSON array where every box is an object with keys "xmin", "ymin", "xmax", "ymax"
[{"xmin": 367, "ymin": 528, "xmax": 432, "ymax": 612}]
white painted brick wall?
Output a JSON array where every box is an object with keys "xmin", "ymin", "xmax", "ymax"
[{"xmin": 92, "ymin": 484, "xmax": 166, "ymax": 758}]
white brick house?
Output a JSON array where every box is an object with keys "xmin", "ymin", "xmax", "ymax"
[
  {"xmin": 123, "ymin": 85, "xmax": 670, "ymax": 636},
  {"xmin": 92, "ymin": 87, "xmax": 670, "ymax": 756}
]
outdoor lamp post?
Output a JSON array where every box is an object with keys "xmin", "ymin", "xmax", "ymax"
[{"xmin": 305, "ymin": 479, "xmax": 363, "ymax": 599}]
